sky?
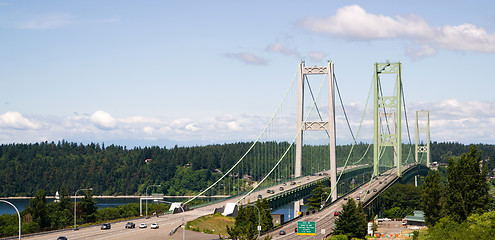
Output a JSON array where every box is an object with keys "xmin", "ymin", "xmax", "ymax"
[{"xmin": 1, "ymin": 0, "xmax": 495, "ymax": 148}]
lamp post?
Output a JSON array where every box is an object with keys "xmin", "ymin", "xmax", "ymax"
[
  {"xmin": 163, "ymin": 201, "xmax": 186, "ymax": 240},
  {"xmin": 247, "ymin": 204, "xmax": 261, "ymax": 239},
  {"xmin": 145, "ymin": 184, "xmax": 160, "ymax": 218},
  {"xmin": 0, "ymin": 200, "xmax": 21, "ymax": 240},
  {"xmin": 74, "ymin": 188, "xmax": 92, "ymax": 230}
]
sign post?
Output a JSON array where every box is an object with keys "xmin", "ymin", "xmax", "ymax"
[{"xmin": 297, "ymin": 221, "xmax": 316, "ymax": 236}]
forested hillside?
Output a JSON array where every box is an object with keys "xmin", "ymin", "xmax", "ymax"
[{"xmin": 0, "ymin": 141, "xmax": 493, "ymax": 197}]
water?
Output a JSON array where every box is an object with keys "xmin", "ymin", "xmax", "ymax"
[{"xmin": 0, "ymin": 197, "xmax": 192, "ymax": 215}]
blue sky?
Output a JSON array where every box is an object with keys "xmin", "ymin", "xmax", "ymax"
[{"xmin": 1, "ymin": 0, "xmax": 495, "ymax": 147}]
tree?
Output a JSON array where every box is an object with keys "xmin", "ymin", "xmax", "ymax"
[
  {"xmin": 333, "ymin": 198, "xmax": 367, "ymax": 239},
  {"xmin": 256, "ymin": 199, "xmax": 273, "ymax": 232},
  {"xmin": 79, "ymin": 190, "xmax": 98, "ymax": 223},
  {"xmin": 446, "ymin": 145, "xmax": 490, "ymax": 223},
  {"xmin": 226, "ymin": 205, "xmax": 257, "ymax": 240},
  {"xmin": 306, "ymin": 181, "xmax": 329, "ymax": 211},
  {"xmin": 27, "ymin": 190, "xmax": 50, "ymax": 229},
  {"xmin": 226, "ymin": 200, "xmax": 273, "ymax": 240},
  {"xmin": 421, "ymin": 170, "xmax": 443, "ymax": 227},
  {"xmin": 380, "ymin": 184, "xmax": 421, "ymax": 218}
]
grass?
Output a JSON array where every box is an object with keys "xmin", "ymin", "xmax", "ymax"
[{"xmin": 185, "ymin": 213, "xmax": 235, "ymax": 236}]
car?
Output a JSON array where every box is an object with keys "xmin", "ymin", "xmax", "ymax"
[
  {"xmin": 279, "ymin": 230, "xmax": 286, "ymax": 235},
  {"xmin": 334, "ymin": 211, "xmax": 339, "ymax": 216},
  {"xmin": 379, "ymin": 181, "xmax": 382, "ymax": 184},
  {"xmin": 139, "ymin": 223, "xmax": 147, "ymax": 228},
  {"xmin": 359, "ymin": 191, "xmax": 363, "ymax": 194},
  {"xmin": 291, "ymin": 181, "xmax": 296, "ymax": 185},
  {"xmin": 343, "ymin": 197, "xmax": 348, "ymax": 201},
  {"xmin": 373, "ymin": 189, "xmax": 377, "ymax": 192},
  {"xmin": 266, "ymin": 189, "xmax": 272, "ymax": 193},
  {"xmin": 283, "ymin": 182, "xmax": 287, "ymax": 186},
  {"xmin": 356, "ymin": 196, "xmax": 361, "ymax": 200},
  {"xmin": 258, "ymin": 194, "xmax": 262, "ymax": 199},
  {"xmin": 151, "ymin": 223, "xmax": 159, "ymax": 229},
  {"xmin": 57, "ymin": 237, "xmax": 68, "ymax": 240},
  {"xmin": 295, "ymin": 227, "xmax": 297, "ymax": 233},
  {"xmin": 279, "ymin": 187, "xmax": 284, "ymax": 191},
  {"xmin": 125, "ymin": 222, "xmax": 135, "ymax": 228},
  {"xmin": 306, "ymin": 177, "xmax": 310, "ymax": 180},
  {"xmin": 101, "ymin": 223, "xmax": 111, "ymax": 230}
]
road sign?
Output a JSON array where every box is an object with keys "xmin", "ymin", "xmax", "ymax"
[{"xmin": 297, "ymin": 221, "xmax": 315, "ymax": 236}]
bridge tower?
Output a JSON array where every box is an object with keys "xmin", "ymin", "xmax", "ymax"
[
  {"xmin": 295, "ymin": 61, "xmax": 337, "ymax": 209},
  {"xmin": 373, "ymin": 61, "xmax": 403, "ymax": 177},
  {"xmin": 415, "ymin": 110, "xmax": 430, "ymax": 166}
]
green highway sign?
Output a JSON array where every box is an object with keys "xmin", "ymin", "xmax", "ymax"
[{"xmin": 297, "ymin": 221, "xmax": 316, "ymax": 236}]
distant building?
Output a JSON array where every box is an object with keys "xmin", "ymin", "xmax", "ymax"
[{"xmin": 404, "ymin": 210, "xmax": 426, "ymax": 227}]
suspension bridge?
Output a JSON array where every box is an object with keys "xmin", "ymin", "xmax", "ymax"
[
  {"xmin": 156, "ymin": 60, "xmax": 432, "ymax": 238},
  {"xmin": 25, "ymin": 61, "xmax": 433, "ymax": 240}
]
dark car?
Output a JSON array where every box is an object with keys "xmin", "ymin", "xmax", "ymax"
[
  {"xmin": 101, "ymin": 223, "xmax": 111, "ymax": 230},
  {"xmin": 373, "ymin": 189, "xmax": 377, "ymax": 192},
  {"xmin": 125, "ymin": 222, "xmax": 135, "ymax": 228},
  {"xmin": 279, "ymin": 187, "xmax": 284, "ymax": 191},
  {"xmin": 279, "ymin": 230, "xmax": 286, "ymax": 235},
  {"xmin": 258, "ymin": 194, "xmax": 262, "ymax": 199},
  {"xmin": 57, "ymin": 237, "xmax": 68, "ymax": 240}
]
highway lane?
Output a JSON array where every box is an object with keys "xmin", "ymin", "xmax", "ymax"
[
  {"xmin": 264, "ymin": 164, "xmax": 414, "ymax": 240},
  {"xmin": 22, "ymin": 164, "xmax": 368, "ymax": 240}
]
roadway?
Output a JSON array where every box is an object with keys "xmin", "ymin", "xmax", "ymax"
[
  {"xmin": 21, "ymin": 164, "xmax": 370, "ymax": 240},
  {"xmin": 264, "ymin": 164, "xmax": 415, "ymax": 240}
]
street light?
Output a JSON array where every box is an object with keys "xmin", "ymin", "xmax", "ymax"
[
  {"xmin": 74, "ymin": 188, "xmax": 92, "ymax": 230},
  {"xmin": 163, "ymin": 201, "xmax": 186, "ymax": 240},
  {"xmin": 145, "ymin": 184, "xmax": 161, "ymax": 218},
  {"xmin": 0, "ymin": 200, "xmax": 21, "ymax": 240},
  {"xmin": 247, "ymin": 204, "xmax": 261, "ymax": 239}
]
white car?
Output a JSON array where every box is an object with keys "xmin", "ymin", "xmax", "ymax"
[
  {"xmin": 139, "ymin": 223, "xmax": 147, "ymax": 228},
  {"xmin": 151, "ymin": 223, "xmax": 159, "ymax": 229}
]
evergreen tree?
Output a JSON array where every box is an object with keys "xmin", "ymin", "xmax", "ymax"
[
  {"xmin": 333, "ymin": 198, "xmax": 367, "ymax": 239},
  {"xmin": 27, "ymin": 190, "xmax": 50, "ymax": 229},
  {"xmin": 421, "ymin": 170, "xmax": 443, "ymax": 227},
  {"xmin": 80, "ymin": 190, "xmax": 98, "ymax": 223},
  {"xmin": 446, "ymin": 145, "xmax": 490, "ymax": 223},
  {"xmin": 256, "ymin": 199, "xmax": 273, "ymax": 232},
  {"xmin": 306, "ymin": 181, "xmax": 329, "ymax": 211},
  {"xmin": 226, "ymin": 205, "xmax": 257, "ymax": 240}
]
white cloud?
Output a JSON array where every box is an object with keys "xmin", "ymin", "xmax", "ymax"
[
  {"xmin": 266, "ymin": 42, "xmax": 300, "ymax": 57},
  {"xmin": 0, "ymin": 112, "xmax": 41, "ymax": 130},
  {"xmin": 89, "ymin": 111, "xmax": 117, "ymax": 130},
  {"xmin": 19, "ymin": 13, "xmax": 74, "ymax": 30},
  {"xmin": 224, "ymin": 52, "xmax": 268, "ymax": 65},
  {"xmin": 297, "ymin": 5, "xmax": 495, "ymax": 57},
  {"xmin": 2, "ymin": 99, "xmax": 495, "ymax": 147}
]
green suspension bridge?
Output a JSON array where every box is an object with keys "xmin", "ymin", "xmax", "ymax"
[{"xmin": 171, "ymin": 61, "xmax": 432, "ymax": 238}]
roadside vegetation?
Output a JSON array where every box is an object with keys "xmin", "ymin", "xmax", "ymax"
[
  {"xmin": 420, "ymin": 145, "xmax": 493, "ymax": 239},
  {"xmin": 186, "ymin": 213, "xmax": 234, "ymax": 236}
]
